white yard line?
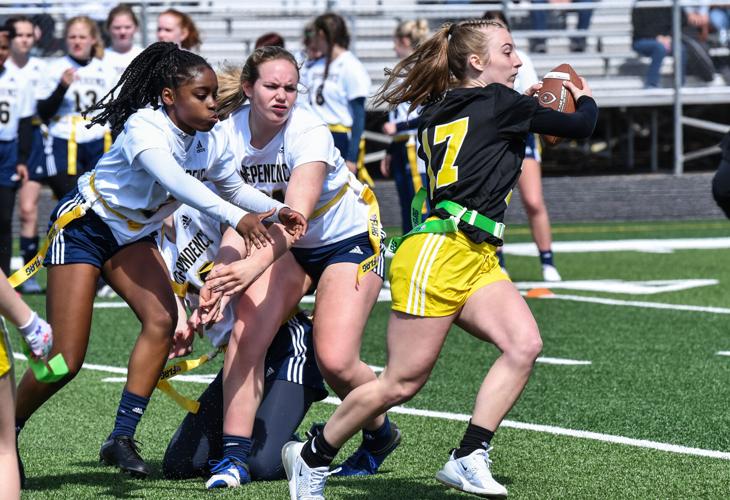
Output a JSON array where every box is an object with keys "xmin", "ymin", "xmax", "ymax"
[
  {"xmin": 716, "ymin": 351, "xmax": 730, "ymax": 356},
  {"xmin": 540, "ymin": 294, "xmax": 730, "ymax": 315},
  {"xmin": 13, "ymin": 352, "xmax": 728, "ymax": 461},
  {"xmin": 536, "ymin": 357, "xmax": 591, "ymax": 366}
]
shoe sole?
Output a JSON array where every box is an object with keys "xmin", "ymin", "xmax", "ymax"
[
  {"xmin": 282, "ymin": 441, "xmax": 303, "ymax": 500},
  {"xmin": 435, "ymin": 470, "xmax": 508, "ymax": 498}
]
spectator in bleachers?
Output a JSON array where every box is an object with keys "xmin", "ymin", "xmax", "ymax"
[
  {"xmin": 631, "ymin": 1, "xmax": 687, "ymax": 88},
  {"xmin": 255, "ymin": 32, "xmax": 285, "ymax": 49},
  {"xmin": 299, "ymin": 13, "xmax": 372, "ymax": 185},
  {"xmin": 103, "ymin": 4, "xmax": 142, "ymax": 82},
  {"xmin": 157, "ymin": 9, "xmax": 201, "ymax": 51},
  {"xmin": 709, "ymin": 6, "xmax": 730, "ymax": 46},
  {"xmin": 380, "ymin": 19, "xmax": 429, "ymax": 234},
  {"xmin": 529, "ymin": 0, "xmax": 593, "ymax": 53}
]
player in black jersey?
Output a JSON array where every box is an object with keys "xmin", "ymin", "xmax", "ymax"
[{"xmin": 282, "ymin": 18, "xmax": 598, "ymax": 499}]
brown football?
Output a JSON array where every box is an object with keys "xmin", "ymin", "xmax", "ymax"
[{"xmin": 535, "ymin": 63, "xmax": 583, "ymax": 146}]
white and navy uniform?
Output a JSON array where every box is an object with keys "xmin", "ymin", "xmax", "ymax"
[
  {"xmin": 103, "ymin": 46, "xmax": 143, "ymax": 86},
  {"xmin": 221, "ymin": 103, "xmax": 384, "ymax": 284},
  {"xmin": 387, "ymin": 101, "xmax": 423, "ymax": 233},
  {"xmin": 0, "ymin": 64, "xmax": 34, "ymax": 187},
  {"xmin": 299, "ymin": 51, "xmax": 370, "ymax": 161},
  {"xmin": 44, "ymin": 107, "xmax": 284, "ymax": 269},
  {"xmin": 514, "ymin": 49, "xmax": 541, "ymax": 162},
  {"xmin": 40, "ymin": 55, "xmax": 116, "ymax": 178},
  {"xmin": 158, "ymin": 201, "xmax": 325, "ymax": 390},
  {"xmin": 6, "ymin": 56, "xmax": 52, "ymax": 182},
  {"xmin": 160, "ymin": 202, "xmax": 326, "ymax": 482}
]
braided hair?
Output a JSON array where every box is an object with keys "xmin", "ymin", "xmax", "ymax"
[{"xmin": 85, "ymin": 42, "xmax": 212, "ymax": 136}]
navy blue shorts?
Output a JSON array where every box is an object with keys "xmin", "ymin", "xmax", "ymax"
[
  {"xmin": 0, "ymin": 140, "xmax": 19, "ymax": 188},
  {"xmin": 291, "ymin": 232, "xmax": 384, "ymax": 287},
  {"xmin": 43, "ymin": 187, "xmax": 155, "ymax": 269},
  {"xmin": 265, "ymin": 311, "xmax": 327, "ymax": 397},
  {"xmin": 51, "ymin": 137, "xmax": 105, "ymax": 177},
  {"xmin": 525, "ymin": 133, "xmax": 541, "ymax": 162},
  {"xmin": 27, "ymin": 126, "xmax": 52, "ymax": 181}
]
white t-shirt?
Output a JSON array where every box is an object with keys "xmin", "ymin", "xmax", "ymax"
[
  {"xmin": 103, "ymin": 46, "xmax": 143, "ymax": 85},
  {"xmin": 221, "ymin": 104, "xmax": 368, "ymax": 248},
  {"xmin": 0, "ymin": 66, "xmax": 34, "ymax": 141},
  {"xmin": 42, "ymin": 56, "xmax": 115, "ymax": 142},
  {"xmin": 299, "ymin": 51, "xmax": 371, "ymax": 127},
  {"xmin": 159, "ymin": 202, "xmax": 232, "ymax": 347},
  {"xmin": 6, "ymin": 56, "xmax": 48, "ymax": 103},
  {"xmin": 78, "ymin": 107, "xmax": 242, "ymax": 244},
  {"xmin": 514, "ymin": 49, "xmax": 539, "ymax": 95}
]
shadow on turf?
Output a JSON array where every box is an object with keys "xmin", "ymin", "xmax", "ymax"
[
  {"xmin": 330, "ymin": 473, "xmax": 514, "ymax": 499},
  {"xmin": 24, "ymin": 460, "xmax": 203, "ymax": 498}
]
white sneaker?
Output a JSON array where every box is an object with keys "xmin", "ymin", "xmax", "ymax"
[
  {"xmin": 541, "ymin": 264, "xmax": 562, "ymax": 282},
  {"xmin": 435, "ymin": 448, "xmax": 508, "ymax": 498},
  {"xmin": 282, "ymin": 440, "xmax": 337, "ymax": 500},
  {"xmin": 205, "ymin": 458, "xmax": 250, "ymax": 489}
]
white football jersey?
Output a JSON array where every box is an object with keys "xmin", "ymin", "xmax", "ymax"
[
  {"xmin": 102, "ymin": 46, "xmax": 143, "ymax": 85},
  {"xmin": 42, "ymin": 56, "xmax": 115, "ymax": 142},
  {"xmin": 159, "ymin": 202, "xmax": 232, "ymax": 347},
  {"xmin": 514, "ymin": 49, "xmax": 539, "ymax": 95},
  {"xmin": 6, "ymin": 56, "xmax": 48, "ymax": 102},
  {"xmin": 0, "ymin": 65, "xmax": 34, "ymax": 141},
  {"xmin": 389, "ymin": 102, "xmax": 421, "ymax": 136},
  {"xmin": 299, "ymin": 51, "xmax": 371, "ymax": 127},
  {"xmin": 221, "ymin": 104, "xmax": 368, "ymax": 248},
  {"xmin": 78, "ymin": 107, "xmax": 239, "ymax": 245}
]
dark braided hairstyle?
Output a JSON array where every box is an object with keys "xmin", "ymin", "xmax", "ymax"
[
  {"xmin": 85, "ymin": 42, "xmax": 212, "ymax": 136},
  {"xmin": 312, "ymin": 13, "xmax": 349, "ymax": 105}
]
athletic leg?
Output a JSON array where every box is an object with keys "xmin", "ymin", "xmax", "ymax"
[
  {"xmin": 0, "ymin": 372, "xmax": 19, "ymax": 500},
  {"xmin": 249, "ymin": 380, "xmax": 320, "ymax": 480},
  {"xmin": 0, "ymin": 187, "xmax": 17, "ymax": 276},
  {"xmin": 99, "ymin": 240, "xmax": 178, "ymax": 477},
  {"xmin": 163, "ymin": 370, "xmax": 224, "ymax": 480}
]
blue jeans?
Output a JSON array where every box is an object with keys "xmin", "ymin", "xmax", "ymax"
[
  {"xmin": 632, "ymin": 38, "xmax": 687, "ymax": 88},
  {"xmin": 531, "ymin": 0, "xmax": 593, "ymax": 45}
]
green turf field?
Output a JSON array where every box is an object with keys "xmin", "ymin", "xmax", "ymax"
[{"xmin": 8, "ymin": 219, "xmax": 730, "ymax": 499}]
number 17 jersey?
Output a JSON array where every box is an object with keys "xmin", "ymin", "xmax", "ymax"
[{"xmin": 418, "ymin": 83, "xmax": 538, "ymax": 245}]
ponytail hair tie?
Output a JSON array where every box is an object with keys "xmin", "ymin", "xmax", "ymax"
[{"xmin": 447, "ymin": 23, "xmax": 457, "ymax": 41}]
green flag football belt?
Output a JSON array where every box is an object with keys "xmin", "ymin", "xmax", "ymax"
[{"xmin": 387, "ymin": 188, "xmax": 506, "ymax": 253}]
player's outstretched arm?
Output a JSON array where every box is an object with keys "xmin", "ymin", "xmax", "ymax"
[{"xmin": 0, "ymin": 270, "xmax": 52, "ymax": 359}]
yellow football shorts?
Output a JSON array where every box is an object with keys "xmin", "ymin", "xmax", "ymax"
[
  {"xmin": 0, "ymin": 320, "xmax": 12, "ymax": 378},
  {"xmin": 389, "ymin": 222, "xmax": 509, "ymax": 317}
]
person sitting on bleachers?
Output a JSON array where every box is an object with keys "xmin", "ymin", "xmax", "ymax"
[
  {"xmin": 631, "ymin": 0, "xmax": 687, "ymax": 88},
  {"xmin": 529, "ymin": 0, "xmax": 593, "ymax": 53}
]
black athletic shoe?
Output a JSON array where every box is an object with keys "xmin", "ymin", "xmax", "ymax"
[{"xmin": 99, "ymin": 435, "xmax": 150, "ymax": 478}]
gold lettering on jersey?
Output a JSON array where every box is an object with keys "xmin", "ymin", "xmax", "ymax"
[
  {"xmin": 172, "ymin": 230, "xmax": 214, "ymax": 284},
  {"xmin": 423, "ymin": 117, "xmax": 469, "ymax": 195},
  {"xmin": 239, "ymin": 163, "xmax": 291, "ymax": 185}
]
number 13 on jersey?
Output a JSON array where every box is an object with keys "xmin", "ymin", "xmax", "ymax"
[{"xmin": 421, "ymin": 117, "xmax": 469, "ymax": 197}]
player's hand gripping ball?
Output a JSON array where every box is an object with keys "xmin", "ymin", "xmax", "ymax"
[{"xmin": 536, "ymin": 63, "xmax": 583, "ymax": 146}]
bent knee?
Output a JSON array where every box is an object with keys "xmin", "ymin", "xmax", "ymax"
[
  {"xmin": 248, "ymin": 455, "xmax": 285, "ymax": 481},
  {"xmin": 141, "ymin": 308, "xmax": 176, "ymax": 338},
  {"xmin": 504, "ymin": 331, "xmax": 543, "ymax": 366},
  {"xmin": 317, "ymin": 356, "xmax": 361, "ymax": 388}
]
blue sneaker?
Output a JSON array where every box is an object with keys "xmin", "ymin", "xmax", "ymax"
[
  {"xmin": 205, "ymin": 458, "xmax": 250, "ymax": 489},
  {"xmin": 334, "ymin": 422, "xmax": 401, "ymax": 476}
]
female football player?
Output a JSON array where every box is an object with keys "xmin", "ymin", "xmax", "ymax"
[
  {"xmin": 103, "ymin": 4, "xmax": 143, "ymax": 83},
  {"xmin": 157, "ymin": 8, "xmax": 202, "ymax": 52},
  {"xmin": 283, "ymin": 18, "xmax": 597, "ymax": 499},
  {"xmin": 484, "ymin": 10, "xmax": 562, "ymax": 282},
  {"xmin": 379, "ymin": 19, "xmax": 429, "ymax": 233},
  {"xmin": 157, "ymin": 200, "xmax": 326, "ymax": 482},
  {"xmin": 5, "ymin": 16, "xmax": 55, "ymax": 294},
  {"xmin": 299, "ymin": 13, "xmax": 370, "ymax": 181},
  {"xmin": 13, "ymin": 42, "xmax": 306, "ymax": 482},
  {"xmin": 0, "ymin": 25, "xmax": 34, "ymax": 277},
  {"xmin": 199, "ymin": 46, "xmax": 399, "ymax": 489},
  {"xmin": 0, "ymin": 267, "xmax": 52, "ymax": 499}
]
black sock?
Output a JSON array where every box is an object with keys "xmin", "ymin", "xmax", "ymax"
[
  {"xmin": 20, "ymin": 236, "xmax": 39, "ymax": 265},
  {"xmin": 301, "ymin": 432, "xmax": 339, "ymax": 469},
  {"xmin": 362, "ymin": 415, "xmax": 393, "ymax": 453},
  {"xmin": 539, "ymin": 250, "xmax": 554, "ymax": 266},
  {"xmin": 454, "ymin": 421, "xmax": 495, "ymax": 459}
]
